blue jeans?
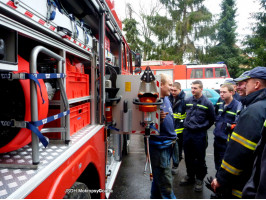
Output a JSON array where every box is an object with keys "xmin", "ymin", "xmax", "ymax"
[
  {"xmin": 149, "ymin": 143, "xmax": 176, "ymax": 199},
  {"xmin": 172, "ymin": 141, "xmax": 179, "ymax": 167}
]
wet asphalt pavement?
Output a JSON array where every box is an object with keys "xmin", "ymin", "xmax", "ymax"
[{"xmin": 110, "ymin": 126, "xmax": 216, "ymax": 199}]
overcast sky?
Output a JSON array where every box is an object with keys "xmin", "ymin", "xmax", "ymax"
[{"xmin": 114, "ymin": 0, "xmax": 261, "ymax": 46}]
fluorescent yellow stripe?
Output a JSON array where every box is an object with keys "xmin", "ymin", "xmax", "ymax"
[
  {"xmin": 226, "ymin": 111, "xmax": 237, "ymax": 116},
  {"xmin": 232, "ymin": 189, "xmax": 242, "ymax": 198},
  {"xmin": 175, "ymin": 128, "xmax": 184, "ymax": 134},
  {"xmin": 173, "ymin": 113, "xmax": 186, "ymax": 119},
  {"xmin": 173, "ymin": 113, "xmax": 184, "ymax": 119},
  {"xmin": 264, "ymin": 120, "xmax": 266, "ymax": 127},
  {"xmin": 173, "ymin": 113, "xmax": 179, "ymax": 119},
  {"xmin": 231, "ymin": 132, "xmax": 257, "ymax": 151},
  {"xmin": 186, "ymin": 104, "xmax": 193, "ymax": 106},
  {"xmin": 218, "ymin": 109, "xmax": 223, "ymax": 112},
  {"xmin": 197, "ymin": 104, "xmax": 208, "ymax": 109},
  {"xmin": 217, "ymin": 102, "xmax": 223, "ymax": 105},
  {"xmin": 221, "ymin": 160, "xmax": 242, "ymax": 175}
]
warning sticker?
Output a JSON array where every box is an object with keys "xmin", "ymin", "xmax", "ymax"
[{"xmin": 125, "ymin": 82, "xmax": 131, "ymax": 92}]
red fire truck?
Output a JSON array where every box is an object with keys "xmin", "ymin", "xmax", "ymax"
[
  {"xmin": 0, "ymin": 0, "xmax": 147, "ymax": 198},
  {"xmin": 141, "ymin": 60, "xmax": 231, "ymax": 89}
]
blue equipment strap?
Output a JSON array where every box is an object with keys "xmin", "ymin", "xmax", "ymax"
[
  {"xmin": 26, "ymin": 73, "xmax": 46, "ymax": 104},
  {"xmin": 0, "ymin": 120, "xmax": 48, "ymax": 147},
  {"xmin": 0, "ymin": 110, "xmax": 70, "ymax": 148},
  {"xmin": 26, "ymin": 122, "xmax": 49, "ymax": 147},
  {"xmin": 0, "ymin": 73, "xmax": 65, "ymax": 80},
  {"xmin": 25, "ymin": 73, "xmax": 66, "ymax": 79},
  {"xmin": 0, "ymin": 72, "xmax": 65, "ymax": 104},
  {"xmin": 31, "ymin": 110, "xmax": 70, "ymax": 127},
  {"xmin": 26, "ymin": 73, "xmax": 66, "ymax": 104}
]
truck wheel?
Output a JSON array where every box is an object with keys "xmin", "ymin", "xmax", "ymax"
[{"xmin": 64, "ymin": 182, "xmax": 91, "ymax": 199}]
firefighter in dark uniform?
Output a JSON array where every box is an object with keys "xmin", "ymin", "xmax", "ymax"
[
  {"xmin": 169, "ymin": 82, "xmax": 186, "ymax": 174},
  {"xmin": 242, "ymin": 120, "xmax": 266, "ymax": 198},
  {"xmin": 211, "ymin": 67, "xmax": 266, "ymax": 198},
  {"xmin": 215, "ymin": 79, "xmax": 241, "ymax": 114},
  {"xmin": 213, "ymin": 84, "xmax": 242, "ymax": 171},
  {"xmin": 235, "ymin": 71, "xmax": 250, "ymax": 101},
  {"xmin": 180, "ymin": 80, "xmax": 215, "ymax": 192},
  {"xmin": 225, "ymin": 78, "xmax": 241, "ymax": 101}
]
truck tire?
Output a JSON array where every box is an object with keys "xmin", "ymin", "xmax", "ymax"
[{"xmin": 64, "ymin": 182, "xmax": 91, "ymax": 199}]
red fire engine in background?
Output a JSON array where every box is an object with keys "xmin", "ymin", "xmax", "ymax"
[
  {"xmin": 141, "ymin": 60, "xmax": 231, "ymax": 89},
  {"xmin": 0, "ymin": 0, "xmax": 141, "ymax": 198}
]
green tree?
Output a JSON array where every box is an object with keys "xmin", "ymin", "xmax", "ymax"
[
  {"xmin": 206, "ymin": 0, "xmax": 241, "ymax": 77},
  {"xmin": 122, "ymin": 0, "xmax": 163, "ymax": 60},
  {"xmin": 155, "ymin": 0, "xmax": 213, "ymax": 63},
  {"xmin": 122, "ymin": 4, "xmax": 141, "ymax": 52},
  {"xmin": 243, "ymin": 0, "xmax": 266, "ymax": 67},
  {"xmin": 137, "ymin": 0, "xmax": 163, "ymax": 60},
  {"xmin": 146, "ymin": 14, "xmax": 175, "ymax": 60}
]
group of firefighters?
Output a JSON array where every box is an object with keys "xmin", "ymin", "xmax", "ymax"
[{"xmin": 148, "ymin": 66, "xmax": 266, "ymax": 199}]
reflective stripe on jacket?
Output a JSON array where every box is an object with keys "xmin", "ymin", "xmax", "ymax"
[
  {"xmin": 169, "ymin": 90, "xmax": 186, "ymax": 135},
  {"xmin": 184, "ymin": 95, "xmax": 215, "ymax": 130},
  {"xmin": 242, "ymin": 120, "xmax": 266, "ymax": 198},
  {"xmin": 216, "ymin": 88, "xmax": 266, "ymax": 198},
  {"xmin": 214, "ymin": 98, "xmax": 242, "ymax": 141}
]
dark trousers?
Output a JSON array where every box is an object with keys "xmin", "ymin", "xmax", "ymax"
[
  {"xmin": 149, "ymin": 143, "xmax": 176, "ymax": 199},
  {"xmin": 183, "ymin": 128, "xmax": 208, "ymax": 181},
  {"xmin": 178, "ymin": 133, "xmax": 183, "ymax": 161},
  {"xmin": 214, "ymin": 139, "xmax": 227, "ymax": 171}
]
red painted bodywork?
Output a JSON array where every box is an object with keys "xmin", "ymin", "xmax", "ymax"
[{"xmin": 26, "ymin": 127, "xmax": 105, "ymax": 199}]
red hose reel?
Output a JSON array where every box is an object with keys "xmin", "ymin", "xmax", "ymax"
[{"xmin": 0, "ymin": 55, "xmax": 48, "ymax": 153}]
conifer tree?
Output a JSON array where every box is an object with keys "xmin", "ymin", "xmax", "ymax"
[
  {"xmin": 243, "ymin": 0, "xmax": 266, "ymax": 67},
  {"xmin": 206, "ymin": 0, "xmax": 241, "ymax": 77}
]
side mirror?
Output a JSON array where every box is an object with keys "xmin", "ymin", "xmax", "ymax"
[{"xmin": 135, "ymin": 53, "xmax": 141, "ymax": 67}]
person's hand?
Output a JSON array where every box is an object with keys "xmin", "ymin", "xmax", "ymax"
[
  {"xmin": 160, "ymin": 110, "xmax": 169, "ymax": 121},
  {"xmin": 211, "ymin": 178, "xmax": 221, "ymax": 192}
]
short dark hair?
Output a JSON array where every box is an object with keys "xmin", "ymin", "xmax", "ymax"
[
  {"xmin": 173, "ymin": 82, "xmax": 181, "ymax": 90},
  {"xmin": 192, "ymin": 80, "xmax": 203, "ymax": 89}
]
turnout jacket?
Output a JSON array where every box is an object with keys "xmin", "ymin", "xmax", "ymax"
[
  {"xmin": 183, "ymin": 95, "xmax": 215, "ymax": 131},
  {"xmin": 242, "ymin": 120, "xmax": 266, "ymax": 198},
  {"xmin": 168, "ymin": 90, "xmax": 186, "ymax": 135},
  {"xmin": 214, "ymin": 98, "xmax": 242, "ymax": 141},
  {"xmin": 216, "ymin": 88, "xmax": 266, "ymax": 198}
]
